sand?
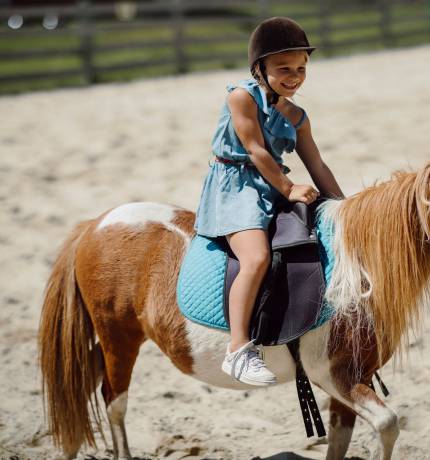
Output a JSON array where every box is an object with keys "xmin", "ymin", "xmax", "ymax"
[{"xmin": 0, "ymin": 45, "xmax": 430, "ymax": 460}]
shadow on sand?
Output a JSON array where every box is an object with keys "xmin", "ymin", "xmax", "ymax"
[
  {"xmin": 251, "ymin": 453, "xmax": 365, "ymax": 460},
  {"xmin": 84, "ymin": 455, "xmax": 152, "ymax": 460}
]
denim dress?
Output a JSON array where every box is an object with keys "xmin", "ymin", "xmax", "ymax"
[{"xmin": 194, "ymin": 78, "xmax": 307, "ymax": 237}]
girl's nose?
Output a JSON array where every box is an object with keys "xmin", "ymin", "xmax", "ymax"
[{"xmin": 288, "ymin": 69, "xmax": 301, "ymax": 79}]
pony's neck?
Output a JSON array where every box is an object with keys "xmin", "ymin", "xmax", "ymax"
[{"xmin": 322, "ymin": 165, "xmax": 430, "ymax": 363}]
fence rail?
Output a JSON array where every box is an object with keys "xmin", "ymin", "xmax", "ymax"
[{"xmin": 0, "ymin": 0, "xmax": 429, "ymax": 90}]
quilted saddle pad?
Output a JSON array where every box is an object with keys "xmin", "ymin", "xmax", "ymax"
[
  {"xmin": 177, "ymin": 235, "xmax": 230, "ymax": 330},
  {"xmin": 176, "ymin": 211, "xmax": 335, "ymax": 333}
]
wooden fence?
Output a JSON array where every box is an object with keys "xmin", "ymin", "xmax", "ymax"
[{"xmin": 0, "ymin": 0, "xmax": 429, "ymax": 89}]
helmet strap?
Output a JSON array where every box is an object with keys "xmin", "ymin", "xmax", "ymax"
[
  {"xmin": 259, "ymin": 61, "xmax": 275, "ymax": 94},
  {"xmin": 255, "ymin": 60, "xmax": 280, "ymax": 105}
]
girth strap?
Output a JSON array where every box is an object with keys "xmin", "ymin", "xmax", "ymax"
[
  {"xmin": 374, "ymin": 371, "xmax": 390, "ymax": 397},
  {"xmin": 287, "ymin": 341, "xmax": 389, "ymax": 439},
  {"xmin": 368, "ymin": 371, "xmax": 390, "ymax": 397},
  {"xmin": 287, "ymin": 339, "xmax": 326, "ymax": 438}
]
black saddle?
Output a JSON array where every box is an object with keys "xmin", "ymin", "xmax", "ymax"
[{"xmin": 220, "ymin": 199, "xmax": 325, "ymax": 346}]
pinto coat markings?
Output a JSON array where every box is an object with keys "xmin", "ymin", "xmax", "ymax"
[
  {"xmin": 97, "ymin": 202, "xmax": 192, "ymax": 243},
  {"xmin": 184, "ymin": 320, "xmax": 297, "ymax": 389},
  {"xmin": 77, "ymin": 206, "xmax": 197, "ymax": 398}
]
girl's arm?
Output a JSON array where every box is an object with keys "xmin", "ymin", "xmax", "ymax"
[
  {"xmin": 228, "ymin": 89, "xmax": 318, "ymax": 204},
  {"xmin": 295, "ymin": 117, "xmax": 345, "ymax": 199}
]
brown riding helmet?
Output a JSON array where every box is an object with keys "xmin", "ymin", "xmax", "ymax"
[{"xmin": 248, "ymin": 17, "xmax": 316, "ymax": 71}]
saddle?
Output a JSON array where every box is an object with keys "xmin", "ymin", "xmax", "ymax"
[
  {"xmin": 222, "ymin": 199, "xmax": 326, "ymax": 346},
  {"xmin": 177, "ymin": 199, "xmax": 333, "ymax": 340}
]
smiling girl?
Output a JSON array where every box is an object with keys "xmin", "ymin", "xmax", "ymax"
[{"xmin": 194, "ymin": 17, "xmax": 344, "ymax": 386}]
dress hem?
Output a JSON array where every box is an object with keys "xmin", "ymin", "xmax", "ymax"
[{"xmin": 194, "ymin": 224, "xmax": 270, "ymax": 238}]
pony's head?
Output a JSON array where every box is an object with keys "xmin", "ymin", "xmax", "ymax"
[{"xmin": 324, "ymin": 161, "xmax": 430, "ymax": 368}]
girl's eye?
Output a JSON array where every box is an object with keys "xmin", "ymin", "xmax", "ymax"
[{"xmin": 279, "ymin": 67, "xmax": 306, "ymax": 72}]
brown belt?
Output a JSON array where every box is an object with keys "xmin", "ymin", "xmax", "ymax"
[
  {"xmin": 214, "ymin": 156, "xmax": 253, "ymax": 167},
  {"xmin": 214, "ymin": 155, "xmax": 288, "ymax": 173}
]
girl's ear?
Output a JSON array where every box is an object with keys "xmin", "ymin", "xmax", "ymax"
[
  {"xmin": 251, "ymin": 60, "xmax": 265, "ymax": 86},
  {"xmin": 253, "ymin": 60, "xmax": 279, "ymax": 106}
]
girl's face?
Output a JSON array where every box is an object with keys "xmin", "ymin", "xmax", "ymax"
[{"xmin": 262, "ymin": 50, "xmax": 308, "ymax": 98}]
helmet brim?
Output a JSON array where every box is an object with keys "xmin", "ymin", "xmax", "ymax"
[
  {"xmin": 258, "ymin": 46, "xmax": 316, "ymax": 60},
  {"xmin": 250, "ymin": 46, "xmax": 316, "ymax": 70}
]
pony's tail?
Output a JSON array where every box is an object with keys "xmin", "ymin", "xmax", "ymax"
[{"xmin": 38, "ymin": 220, "xmax": 103, "ymax": 455}]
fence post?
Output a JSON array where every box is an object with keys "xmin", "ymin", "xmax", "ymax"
[
  {"xmin": 79, "ymin": 0, "xmax": 95, "ymax": 84},
  {"xmin": 172, "ymin": 0, "xmax": 187, "ymax": 74},
  {"xmin": 379, "ymin": 0, "xmax": 392, "ymax": 48},
  {"xmin": 318, "ymin": 0, "xmax": 331, "ymax": 57}
]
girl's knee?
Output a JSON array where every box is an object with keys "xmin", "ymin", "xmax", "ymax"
[{"xmin": 240, "ymin": 252, "xmax": 271, "ymax": 275}]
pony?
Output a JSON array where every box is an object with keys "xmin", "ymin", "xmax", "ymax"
[{"xmin": 39, "ymin": 162, "xmax": 430, "ymax": 460}]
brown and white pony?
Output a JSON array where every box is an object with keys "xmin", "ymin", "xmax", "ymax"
[{"xmin": 39, "ymin": 163, "xmax": 430, "ymax": 460}]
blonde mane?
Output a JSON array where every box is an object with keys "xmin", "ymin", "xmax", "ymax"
[{"xmin": 324, "ymin": 162, "xmax": 430, "ymax": 366}]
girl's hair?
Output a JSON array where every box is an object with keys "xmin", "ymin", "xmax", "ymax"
[{"xmin": 251, "ymin": 60, "xmax": 280, "ymax": 105}]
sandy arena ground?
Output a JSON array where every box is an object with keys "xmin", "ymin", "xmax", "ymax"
[{"xmin": 1, "ymin": 46, "xmax": 430, "ymax": 460}]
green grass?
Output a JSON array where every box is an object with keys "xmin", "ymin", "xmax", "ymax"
[
  {"xmin": 0, "ymin": 75, "xmax": 85, "ymax": 93},
  {"xmin": 270, "ymin": 0, "xmax": 321, "ymax": 18},
  {"xmin": 1, "ymin": 1, "xmax": 429, "ymax": 95},
  {"xmin": 0, "ymin": 32, "xmax": 80, "ymax": 51},
  {"xmin": 0, "ymin": 55, "xmax": 81, "ymax": 75},
  {"xmin": 94, "ymin": 46, "xmax": 174, "ymax": 66},
  {"xmin": 94, "ymin": 23, "xmax": 174, "ymax": 44}
]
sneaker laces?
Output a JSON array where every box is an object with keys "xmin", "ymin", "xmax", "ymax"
[
  {"xmin": 230, "ymin": 340, "xmax": 265, "ymax": 381},
  {"xmin": 247, "ymin": 348, "xmax": 266, "ymax": 369}
]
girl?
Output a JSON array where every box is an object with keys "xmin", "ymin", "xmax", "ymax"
[{"xmin": 194, "ymin": 17, "xmax": 344, "ymax": 386}]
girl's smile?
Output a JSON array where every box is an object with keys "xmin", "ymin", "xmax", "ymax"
[{"xmin": 281, "ymin": 81, "xmax": 300, "ymax": 90}]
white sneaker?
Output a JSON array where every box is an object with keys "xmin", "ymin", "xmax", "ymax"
[{"xmin": 221, "ymin": 341, "xmax": 277, "ymax": 386}]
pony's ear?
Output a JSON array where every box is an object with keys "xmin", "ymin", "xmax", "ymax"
[{"xmin": 415, "ymin": 161, "xmax": 430, "ymax": 239}]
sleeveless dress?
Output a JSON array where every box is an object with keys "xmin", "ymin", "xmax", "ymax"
[{"xmin": 194, "ymin": 78, "xmax": 307, "ymax": 237}]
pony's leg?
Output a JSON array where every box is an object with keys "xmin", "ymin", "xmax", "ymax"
[
  {"xmin": 300, "ymin": 325, "xmax": 398, "ymax": 459},
  {"xmin": 104, "ymin": 390, "xmax": 132, "ymax": 460},
  {"xmin": 324, "ymin": 384, "xmax": 398, "ymax": 460},
  {"xmin": 349, "ymin": 384, "xmax": 398, "ymax": 460},
  {"xmin": 93, "ymin": 342, "xmax": 105, "ymax": 387},
  {"xmin": 326, "ymin": 398, "xmax": 356, "ymax": 460},
  {"xmin": 100, "ymin": 333, "xmax": 144, "ymax": 460}
]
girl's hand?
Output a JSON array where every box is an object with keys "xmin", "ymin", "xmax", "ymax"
[{"xmin": 286, "ymin": 184, "xmax": 320, "ymax": 204}]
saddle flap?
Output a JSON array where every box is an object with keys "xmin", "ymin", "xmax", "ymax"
[{"xmin": 248, "ymin": 244, "xmax": 324, "ymax": 346}]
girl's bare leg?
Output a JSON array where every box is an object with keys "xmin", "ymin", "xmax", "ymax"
[{"xmin": 226, "ymin": 229, "xmax": 271, "ymax": 352}]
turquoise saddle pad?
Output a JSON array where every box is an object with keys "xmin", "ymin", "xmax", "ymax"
[{"xmin": 177, "ymin": 214, "xmax": 335, "ymax": 331}]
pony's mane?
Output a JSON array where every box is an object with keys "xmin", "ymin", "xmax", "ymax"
[{"xmin": 322, "ymin": 162, "xmax": 430, "ymax": 366}]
